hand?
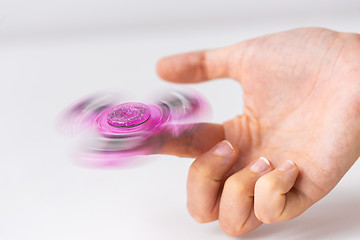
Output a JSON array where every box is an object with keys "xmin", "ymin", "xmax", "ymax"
[{"xmin": 156, "ymin": 28, "xmax": 360, "ymax": 236}]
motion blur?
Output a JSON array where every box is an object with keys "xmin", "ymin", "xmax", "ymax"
[{"xmin": 58, "ymin": 88, "xmax": 210, "ymax": 167}]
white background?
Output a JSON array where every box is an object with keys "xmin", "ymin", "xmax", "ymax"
[{"xmin": 0, "ymin": 1, "xmax": 360, "ymax": 239}]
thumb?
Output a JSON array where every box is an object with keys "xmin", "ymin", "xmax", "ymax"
[{"xmin": 157, "ymin": 46, "xmax": 237, "ymax": 83}]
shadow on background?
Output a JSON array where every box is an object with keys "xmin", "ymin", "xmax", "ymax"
[{"xmin": 242, "ymin": 189, "xmax": 360, "ymax": 239}]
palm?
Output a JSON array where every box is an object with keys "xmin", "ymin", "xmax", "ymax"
[{"xmin": 224, "ymin": 28, "xmax": 360, "ymax": 201}]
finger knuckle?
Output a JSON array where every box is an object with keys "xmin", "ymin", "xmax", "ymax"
[
  {"xmin": 189, "ymin": 160, "xmax": 210, "ymax": 178},
  {"xmin": 257, "ymin": 176, "xmax": 279, "ymax": 193},
  {"xmin": 187, "ymin": 202, "xmax": 216, "ymax": 223},
  {"xmin": 219, "ymin": 222, "xmax": 246, "ymax": 236},
  {"xmin": 255, "ymin": 211, "xmax": 278, "ymax": 224},
  {"xmin": 224, "ymin": 176, "xmax": 247, "ymax": 194}
]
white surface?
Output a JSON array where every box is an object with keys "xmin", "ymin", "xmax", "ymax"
[
  {"xmin": 0, "ymin": 1, "xmax": 360, "ymax": 239},
  {"xmin": 0, "ymin": 0, "xmax": 359, "ymax": 38}
]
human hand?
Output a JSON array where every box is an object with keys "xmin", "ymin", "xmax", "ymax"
[{"xmin": 156, "ymin": 28, "xmax": 360, "ymax": 235}]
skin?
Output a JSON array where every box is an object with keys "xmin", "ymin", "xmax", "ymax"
[{"xmin": 155, "ymin": 28, "xmax": 360, "ymax": 236}]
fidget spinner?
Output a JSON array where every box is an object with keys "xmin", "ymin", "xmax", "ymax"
[{"xmin": 59, "ymin": 88, "xmax": 210, "ymax": 167}]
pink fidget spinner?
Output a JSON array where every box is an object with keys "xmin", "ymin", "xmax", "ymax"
[{"xmin": 59, "ymin": 89, "xmax": 210, "ymax": 167}]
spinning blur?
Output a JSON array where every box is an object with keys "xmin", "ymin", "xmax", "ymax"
[{"xmin": 58, "ymin": 89, "xmax": 210, "ymax": 167}]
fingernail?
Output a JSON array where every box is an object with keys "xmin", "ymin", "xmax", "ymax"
[
  {"xmin": 213, "ymin": 140, "xmax": 234, "ymax": 156},
  {"xmin": 250, "ymin": 157, "xmax": 271, "ymax": 173},
  {"xmin": 278, "ymin": 160, "xmax": 295, "ymax": 171}
]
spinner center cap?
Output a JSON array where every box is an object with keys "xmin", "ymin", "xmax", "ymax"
[{"xmin": 107, "ymin": 102, "xmax": 151, "ymax": 127}]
